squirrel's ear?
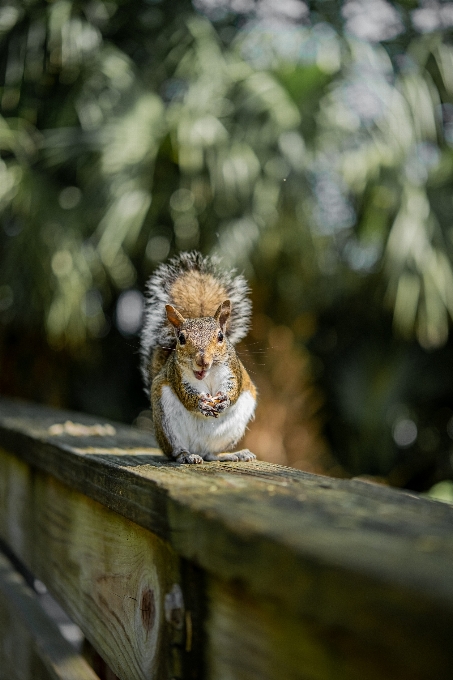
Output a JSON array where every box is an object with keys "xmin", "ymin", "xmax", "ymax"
[
  {"xmin": 166, "ymin": 304, "xmax": 185, "ymax": 329},
  {"xmin": 214, "ymin": 299, "xmax": 231, "ymax": 331}
]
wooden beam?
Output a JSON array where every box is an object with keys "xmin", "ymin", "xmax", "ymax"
[
  {"xmin": 0, "ymin": 549, "xmax": 99, "ymax": 680},
  {"xmin": 1, "ymin": 398, "xmax": 453, "ymax": 678},
  {"xmin": 0, "ymin": 448, "xmax": 184, "ymax": 680}
]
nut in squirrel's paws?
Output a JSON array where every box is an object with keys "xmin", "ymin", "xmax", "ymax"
[
  {"xmin": 198, "ymin": 395, "xmax": 219, "ymax": 418},
  {"xmin": 175, "ymin": 451, "xmax": 204, "ymax": 464},
  {"xmin": 212, "ymin": 392, "xmax": 230, "ymax": 413},
  {"xmin": 198, "ymin": 392, "xmax": 230, "ymax": 418}
]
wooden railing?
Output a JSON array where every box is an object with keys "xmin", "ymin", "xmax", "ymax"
[{"xmin": 0, "ymin": 397, "xmax": 453, "ymax": 679}]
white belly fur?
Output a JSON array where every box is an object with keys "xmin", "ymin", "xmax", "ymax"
[{"xmin": 160, "ymin": 385, "xmax": 256, "ymax": 456}]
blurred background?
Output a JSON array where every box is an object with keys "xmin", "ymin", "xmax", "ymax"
[{"xmin": 2, "ymin": 0, "xmax": 453, "ymax": 497}]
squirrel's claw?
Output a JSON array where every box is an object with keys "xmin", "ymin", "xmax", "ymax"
[
  {"xmin": 200, "ymin": 407, "xmax": 219, "ymax": 418},
  {"xmin": 212, "ymin": 392, "xmax": 230, "ymax": 413},
  {"xmin": 205, "ymin": 449, "xmax": 257, "ymax": 462},
  {"xmin": 234, "ymin": 449, "xmax": 256, "ymax": 462},
  {"xmin": 175, "ymin": 451, "xmax": 204, "ymax": 464}
]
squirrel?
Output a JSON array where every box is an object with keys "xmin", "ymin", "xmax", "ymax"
[{"xmin": 140, "ymin": 251, "xmax": 257, "ymax": 464}]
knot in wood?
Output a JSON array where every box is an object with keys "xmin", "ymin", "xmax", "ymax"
[{"xmin": 140, "ymin": 588, "xmax": 156, "ymax": 633}]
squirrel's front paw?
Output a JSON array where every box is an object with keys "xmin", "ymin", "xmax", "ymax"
[
  {"xmin": 198, "ymin": 392, "xmax": 230, "ymax": 417},
  {"xmin": 198, "ymin": 394, "xmax": 219, "ymax": 418},
  {"xmin": 211, "ymin": 392, "xmax": 230, "ymax": 414}
]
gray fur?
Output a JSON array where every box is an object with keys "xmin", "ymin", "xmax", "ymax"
[{"xmin": 140, "ymin": 251, "xmax": 252, "ymax": 387}]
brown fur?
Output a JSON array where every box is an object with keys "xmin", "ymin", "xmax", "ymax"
[
  {"xmin": 150, "ymin": 347, "xmax": 172, "ymax": 382},
  {"xmin": 150, "ymin": 373, "xmax": 173, "ymax": 456},
  {"xmin": 170, "ymin": 271, "xmax": 228, "ymax": 318},
  {"xmin": 240, "ymin": 360, "xmax": 257, "ymax": 400}
]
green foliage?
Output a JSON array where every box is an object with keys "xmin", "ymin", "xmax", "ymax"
[{"xmin": 2, "ymin": 0, "xmax": 453, "ymax": 485}]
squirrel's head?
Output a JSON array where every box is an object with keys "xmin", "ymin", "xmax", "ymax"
[{"xmin": 165, "ymin": 300, "xmax": 231, "ymax": 380}]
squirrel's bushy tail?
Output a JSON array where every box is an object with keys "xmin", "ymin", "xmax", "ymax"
[{"xmin": 140, "ymin": 251, "xmax": 251, "ymax": 387}]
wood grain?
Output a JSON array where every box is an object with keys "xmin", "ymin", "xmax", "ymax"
[
  {"xmin": 1, "ymin": 398, "xmax": 453, "ymax": 678},
  {"xmin": 0, "ymin": 448, "xmax": 183, "ymax": 680},
  {"xmin": 205, "ymin": 574, "xmax": 453, "ymax": 680},
  {"xmin": 0, "ymin": 549, "xmax": 99, "ymax": 680}
]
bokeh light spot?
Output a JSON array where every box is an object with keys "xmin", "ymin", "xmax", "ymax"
[
  {"xmin": 392, "ymin": 418, "xmax": 417, "ymax": 448},
  {"xmin": 146, "ymin": 236, "xmax": 170, "ymax": 262},
  {"xmin": 51, "ymin": 251, "xmax": 73, "ymax": 278},
  {"xmin": 59, "ymin": 186, "xmax": 82, "ymax": 210},
  {"xmin": 116, "ymin": 289, "xmax": 144, "ymax": 335}
]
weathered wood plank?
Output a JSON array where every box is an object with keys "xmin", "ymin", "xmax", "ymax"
[
  {"xmin": 1, "ymin": 398, "xmax": 453, "ymax": 678},
  {"xmin": 1, "ymin": 400, "xmax": 453, "ymax": 612},
  {"xmin": 0, "ymin": 549, "xmax": 99, "ymax": 680},
  {"xmin": 205, "ymin": 574, "xmax": 453, "ymax": 680},
  {"xmin": 0, "ymin": 448, "xmax": 184, "ymax": 680}
]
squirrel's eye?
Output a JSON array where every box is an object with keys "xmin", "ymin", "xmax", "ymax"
[
  {"xmin": 217, "ymin": 331, "xmax": 224, "ymax": 342},
  {"xmin": 178, "ymin": 333, "xmax": 186, "ymax": 345}
]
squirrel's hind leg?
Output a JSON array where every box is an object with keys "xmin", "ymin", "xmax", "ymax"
[{"xmin": 204, "ymin": 449, "xmax": 256, "ymax": 463}]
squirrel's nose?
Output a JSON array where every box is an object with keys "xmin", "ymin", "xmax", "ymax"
[{"xmin": 195, "ymin": 352, "xmax": 209, "ymax": 369}]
